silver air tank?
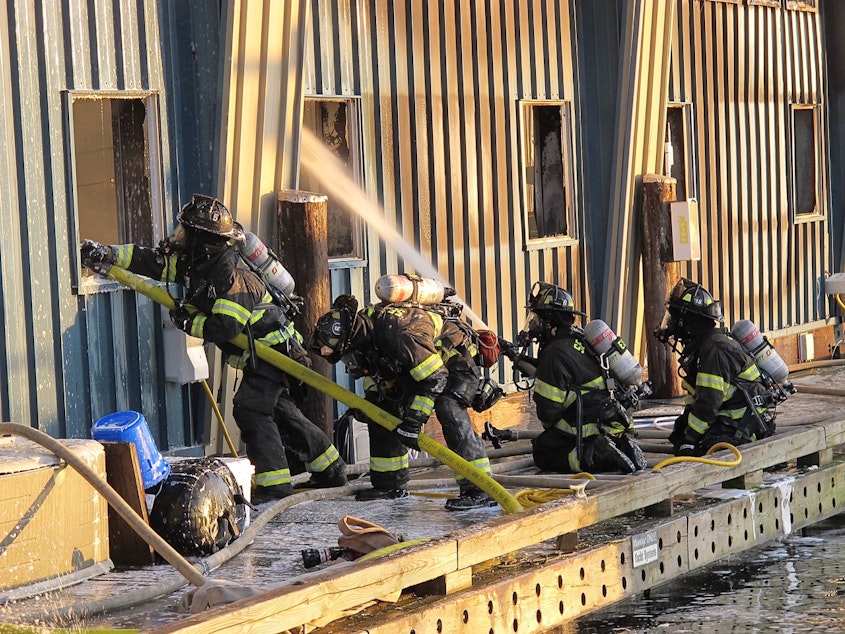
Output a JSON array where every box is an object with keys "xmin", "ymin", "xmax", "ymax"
[
  {"xmin": 730, "ymin": 319, "xmax": 790, "ymax": 384},
  {"xmin": 374, "ymin": 274, "xmax": 446, "ymax": 305},
  {"xmin": 239, "ymin": 232, "xmax": 296, "ymax": 296},
  {"xmin": 583, "ymin": 319, "xmax": 644, "ymax": 387}
]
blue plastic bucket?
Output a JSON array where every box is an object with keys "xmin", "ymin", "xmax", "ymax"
[{"xmin": 92, "ymin": 410, "xmax": 171, "ymax": 489}]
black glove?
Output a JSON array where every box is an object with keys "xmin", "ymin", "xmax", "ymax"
[
  {"xmin": 169, "ymin": 305, "xmax": 194, "ymax": 333},
  {"xmin": 80, "ymin": 239, "xmax": 115, "ymax": 270},
  {"xmin": 396, "ymin": 418, "xmax": 423, "ymax": 451},
  {"xmin": 677, "ymin": 443, "xmax": 699, "ymax": 457}
]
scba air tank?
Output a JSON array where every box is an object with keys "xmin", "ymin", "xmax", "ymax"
[
  {"xmin": 375, "ymin": 274, "xmax": 447, "ymax": 305},
  {"xmin": 730, "ymin": 320, "xmax": 790, "ymax": 384},
  {"xmin": 239, "ymin": 232, "xmax": 296, "ymax": 295},
  {"xmin": 583, "ymin": 319, "xmax": 644, "ymax": 387}
]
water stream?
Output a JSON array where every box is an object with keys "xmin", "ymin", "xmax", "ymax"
[{"xmin": 300, "ymin": 128, "xmax": 489, "ymax": 330}]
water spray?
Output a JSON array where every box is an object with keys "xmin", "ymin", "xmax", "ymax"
[{"xmin": 300, "ymin": 129, "xmax": 488, "ymax": 330}]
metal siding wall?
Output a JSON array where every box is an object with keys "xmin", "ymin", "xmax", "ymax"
[
  {"xmin": 669, "ymin": 1, "xmax": 828, "ymax": 333},
  {"xmin": 0, "ymin": 0, "xmax": 184, "ymax": 445},
  {"xmin": 304, "ymin": 0, "xmax": 584, "ymax": 388}
]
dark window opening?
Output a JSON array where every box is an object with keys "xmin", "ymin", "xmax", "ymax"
[
  {"xmin": 73, "ymin": 96, "xmax": 158, "ymax": 280},
  {"xmin": 793, "ymin": 107, "xmax": 819, "ymax": 216},
  {"xmin": 524, "ymin": 103, "xmax": 574, "ymax": 241}
]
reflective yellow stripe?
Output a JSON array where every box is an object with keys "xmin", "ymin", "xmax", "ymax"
[
  {"xmin": 188, "ymin": 313, "xmax": 206, "ymax": 338},
  {"xmin": 369, "ymin": 454, "xmax": 409, "ymax": 473},
  {"xmin": 410, "ymin": 353, "xmax": 443, "ymax": 381},
  {"xmin": 568, "ymin": 448, "xmax": 581, "ymax": 472},
  {"xmin": 254, "ymin": 468, "xmax": 291, "ymax": 487},
  {"xmin": 307, "ymin": 445, "xmax": 341, "ymax": 473},
  {"xmin": 114, "ymin": 244, "xmax": 134, "ymax": 269},
  {"xmin": 553, "ymin": 418, "xmax": 600, "ymax": 437},
  {"xmin": 534, "ymin": 378, "xmax": 577, "ymax": 408},
  {"xmin": 697, "ymin": 372, "xmax": 726, "ymax": 393},
  {"xmin": 426, "ymin": 311, "xmax": 444, "ymax": 334},
  {"xmin": 213, "ymin": 298, "xmax": 252, "ymax": 325},
  {"xmin": 455, "ymin": 457, "xmax": 492, "ymax": 482},
  {"xmin": 739, "ymin": 365, "xmax": 761, "ymax": 381},
  {"xmin": 259, "ymin": 322, "xmax": 296, "ymax": 346},
  {"xmin": 688, "ymin": 412, "xmax": 708, "ymax": 435},
  {"xmin": 410, "ymin": 394, "xmax": 435, "ymax": 417},
  {"xmin": 161, "ymin": 254, "xmax": 179, "ymax": 282}
]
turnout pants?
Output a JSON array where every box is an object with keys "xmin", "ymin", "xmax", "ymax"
[{"xmin": 233, "ymin": 370, "xmax": 343, "ymax": 493}]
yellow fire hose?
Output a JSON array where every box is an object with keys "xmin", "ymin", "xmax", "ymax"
[
  {"xmin": 651, "ymin": 442, "xmax": 742, "ymax": 471},
  {"xmin": 200, "ymin": 378, "xmax": 238, "ymax": 457},
  {"xmin": 105, "ymin": 265, "xmax": 523, "ymax": 514}
]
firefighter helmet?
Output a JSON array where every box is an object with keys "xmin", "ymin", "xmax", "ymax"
[
  {"xmin": 666, "ymin": 278, "xmax": 723, "ymax": 324},
  {"xmin": 177, "ymin": 194, "xmax": 245, "ymax": 242},
  {"xmin": 527, "ymin": 282, "xmax": 586, "ymax": 317},
  {"xmin": 311, "ymin": 294, "xmax": 359, "ymax": 364}
]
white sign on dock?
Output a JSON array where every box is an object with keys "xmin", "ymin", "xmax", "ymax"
[{"xmin": 632, "ymin": 530, "xmax": 659, "ymax": 568}]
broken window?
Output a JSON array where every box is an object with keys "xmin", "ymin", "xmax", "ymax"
[
  {"xmin": 666, "ymin": 102, "xmax": 696, "ymax": 201},
  {"xmin": 790, "ymin": 104, "xmax": 824, "ymax": 220},
  {"xmin": 71, "ymin": 94, "xmax": 164, "ymax": 285},
  {"xmin": 300, "ymin": 97, "xmax": 364, "ymax": 261},
  {"xmin": 520, "ymin": 102, "xmax": 577, "ymax": 245}
]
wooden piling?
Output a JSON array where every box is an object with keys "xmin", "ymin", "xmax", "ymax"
[
  {"xmin": 640, "ymin": 174, "xmax": 681, "ymax": 398},
  {"xmin": 277, "ymin": 190, "xmax": 333, "ymax": 437}
]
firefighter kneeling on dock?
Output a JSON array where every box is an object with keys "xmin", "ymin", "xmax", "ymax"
[
  {"xmin": 514, "ymin": 282, "xmax": 647, "ymax": 474},
  {"xmin": 80, "ymin": 194, "xmax": 347, "ymax": 502},
  {"xmin": 654, "ymin": 278, "xmax": 777, "ymax": 457},
  {"xmin": 311, "ymin": 293, "xmax": 499, "ymax": 510}
]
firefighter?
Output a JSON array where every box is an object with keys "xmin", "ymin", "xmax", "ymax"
[
  {"xmin": 311, "ymin": 294, "xmax": 498, "ymax": 510},
  {"xmin": 80, "ymin": 194, "xmax": 347, "ymax": 502},
  {"xmin": 654, "ymin": 278, "xmax": 775, "ymax": 456},
  {"xmin": 519, "ymin": 282, "xmax": 647, "ymax": 474}
]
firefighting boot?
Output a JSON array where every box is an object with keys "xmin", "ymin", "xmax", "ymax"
[{"xmin": 444, "ymin": 485, "xmax": 498, "ymax": 511}]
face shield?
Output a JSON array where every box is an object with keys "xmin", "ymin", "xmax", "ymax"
[
  {"xmin": 654, "ymin": 310, "xmax": 680, "ymax": 344},
  {"xmin": 159, "ymin": 224, "xmax": 189, "ymax": 254},
  {"xmin": 516, "ymin": 313, "xmax": 543, "ymax": 347}
]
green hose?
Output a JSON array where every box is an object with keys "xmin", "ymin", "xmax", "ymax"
[{"xmin": 104, "ymin": 266, "xmax": 523, "ymax": 514}]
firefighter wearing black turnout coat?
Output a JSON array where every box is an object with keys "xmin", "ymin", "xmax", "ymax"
[
  {"xmin": 80, "ymin": 194, "xmax": 347, "ymax": 501},
  {"xmin": 521, "ymin": 283, "xmax": 647, "ymax": 474},
  {"xmin": 655, "ymin": 278, "xmax": 775, "ymax": 456},
  {"xmin": 312, "ymin": 294, "xmax": 497, "ymax": 510}
]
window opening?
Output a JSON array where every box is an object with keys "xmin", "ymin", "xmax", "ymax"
[
  {"xmin": 72, "ymin": 95, "xmax": 162, "ymax": 283},
  {"xmin": 790, "ymin": 104, "xmax": 824, "ymax": 219},
  {"xmin": 521, "ymin": 102, "xmax": 577, "ymax": 244},
  {"xmin": 301, "ymin": 98, "xmax": 364, "ymax": 261},
  {"xmin": 666, "ymin": 103, "xmax": 696, "ymax": 201}
]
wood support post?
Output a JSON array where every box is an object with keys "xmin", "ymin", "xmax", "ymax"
[
  {"xmin": 644, "ymin": 499, "xmax": 673, "ymax": 518},
  {"xmin": 798, "ymin": 448, "xmax": 833, "ymax": 468},
  {"xmin": 555, "ymin": 531, "xmax": 578, "ymax": 553},
  {"xmin": 640, "ymin": 174, "xmax": 681, "ymax": 398},
  {"xmin": 723, "ymin": 470, "xmax": 763, "ymax": 490},
  {"xmin": 411, "ymin": 567, "xmax": 473, "ymax": 596},
  {"xmin": 277, "ymin": 190, "xmax": 333, "ymax": 438}
]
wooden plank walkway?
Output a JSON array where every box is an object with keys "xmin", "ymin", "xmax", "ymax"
[{"xmin": 150, "ymin": 385, "xmax": 845, "ymax": 633}]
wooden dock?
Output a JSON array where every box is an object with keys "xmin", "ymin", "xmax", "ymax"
[{"xmin": 147, "ymin": 379, "xmax": 845, "ymax": 634}]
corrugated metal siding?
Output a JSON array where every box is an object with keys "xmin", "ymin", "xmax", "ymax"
[
  {"xmin": 0, "ymin": 0, "xmax": 186, "ymax": 445},
  {"xmin": 668, "ymin": 0, "xmax": 829, "ymax": 333},
  {"xmin": 303, "ymin": 0, "xmax": 587, "ymax": 385}
]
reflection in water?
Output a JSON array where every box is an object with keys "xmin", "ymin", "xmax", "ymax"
[{"xmin": 561, "ymin": 518, "xmax": 845, "ymax": 633}]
